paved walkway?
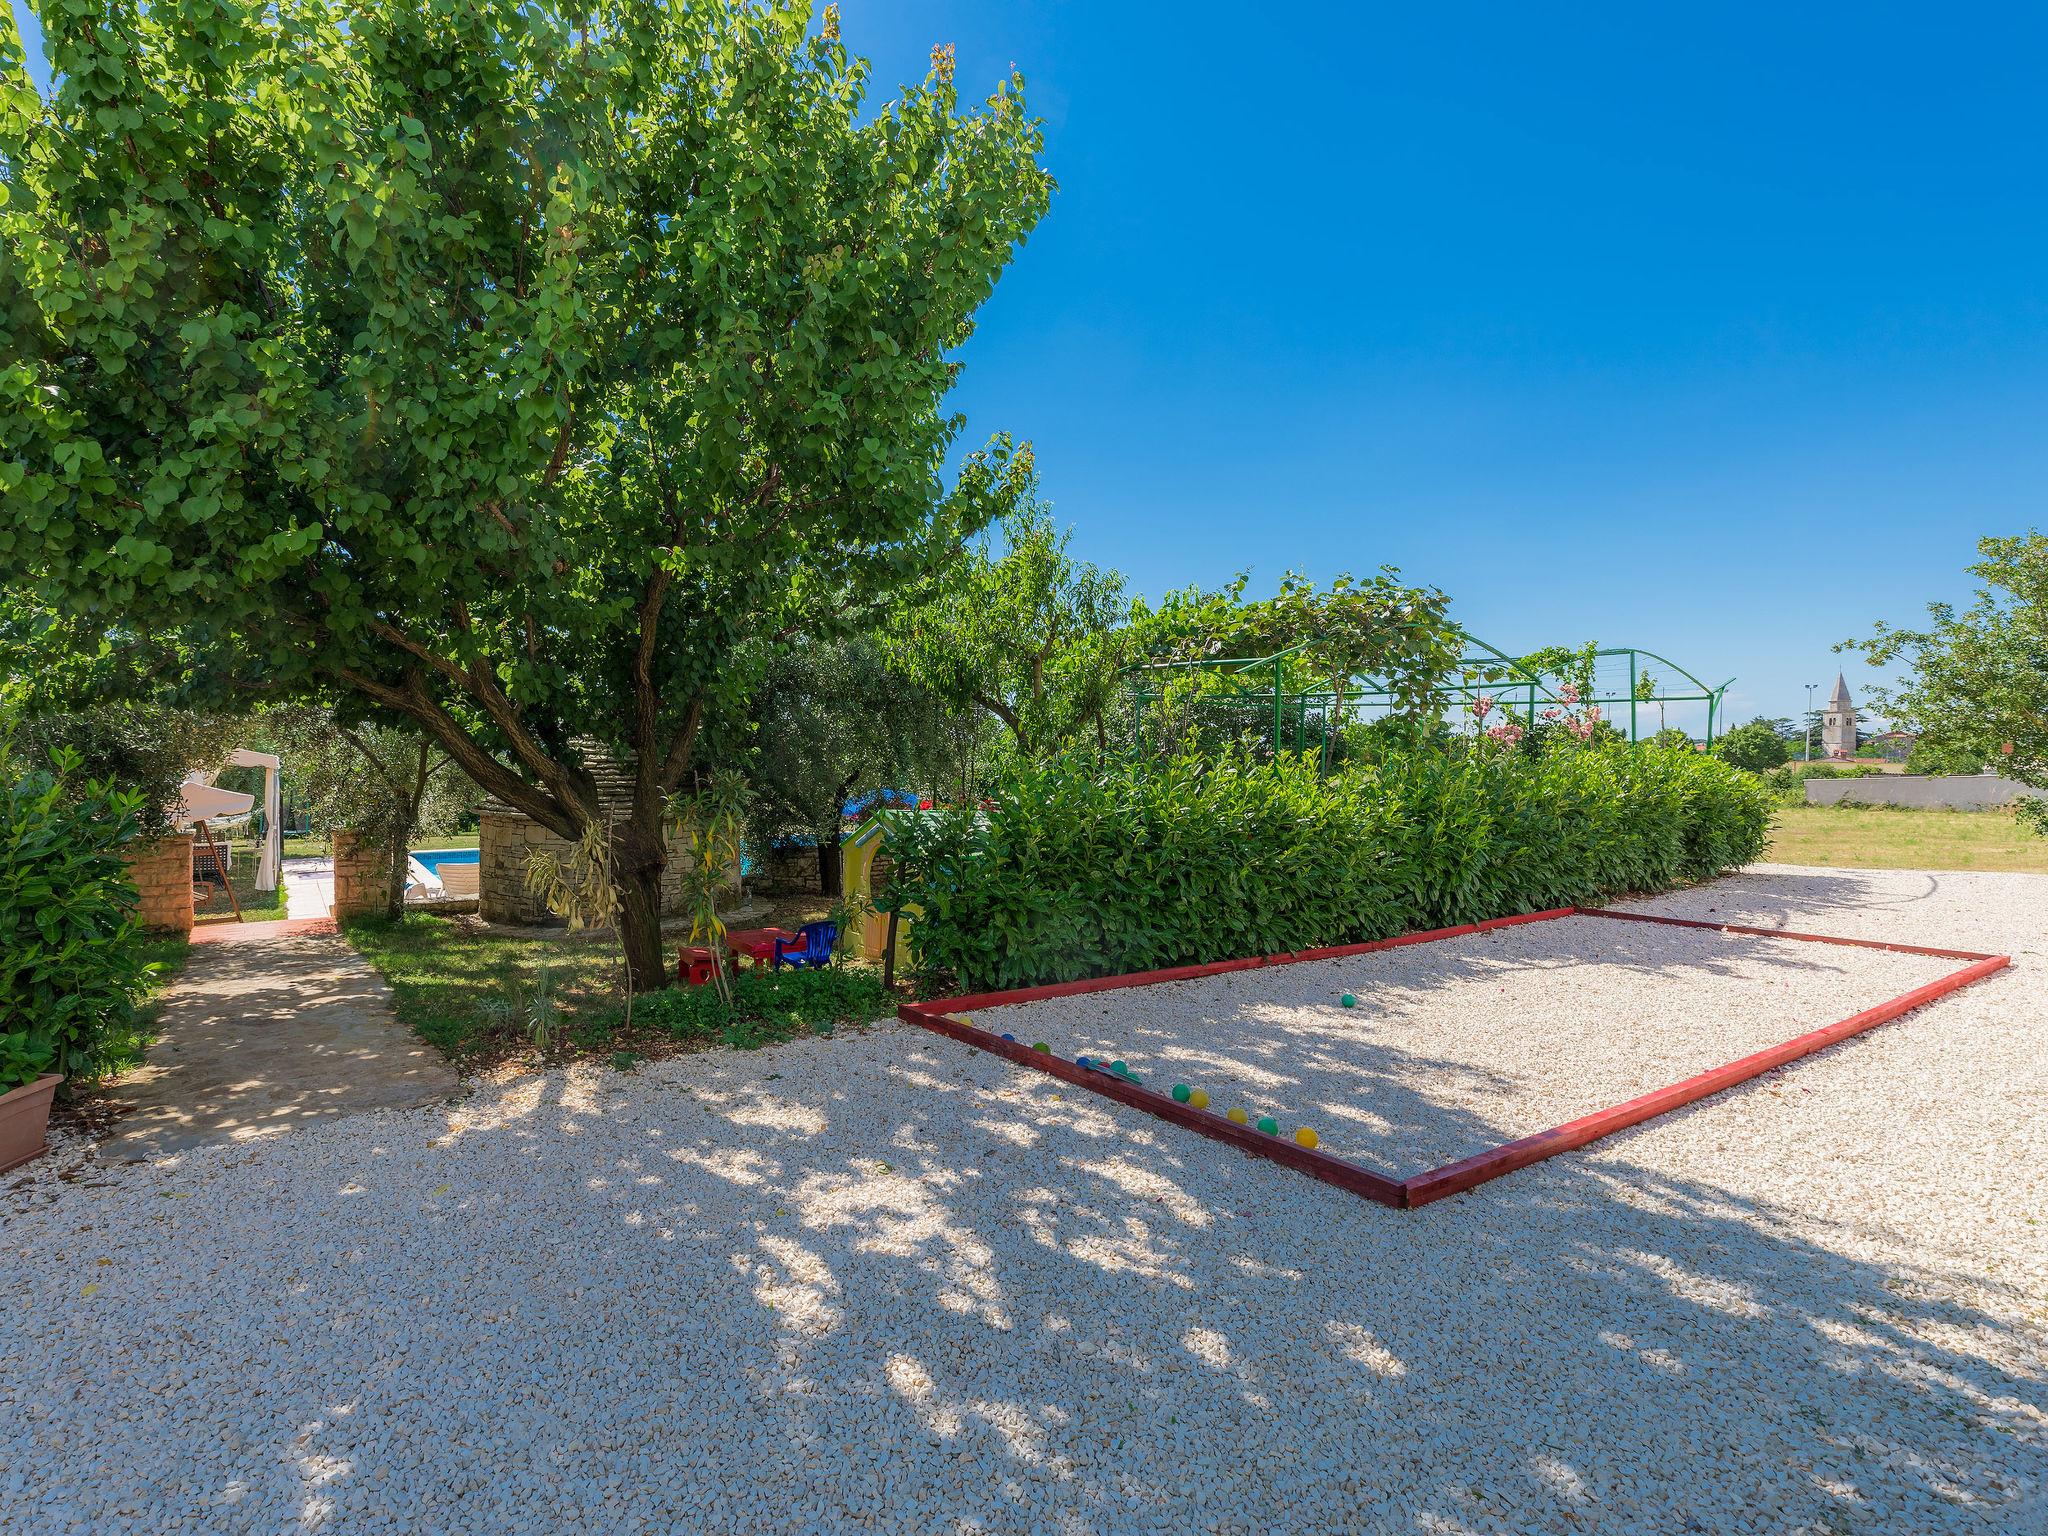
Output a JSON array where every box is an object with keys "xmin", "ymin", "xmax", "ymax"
[
  {"xmin": 282, "ymin": 854, "xmax": 334, "ymax": 919},
  {"xmin": 102, "ymin": 922, "xmax": 459, "ymax": 1159}
]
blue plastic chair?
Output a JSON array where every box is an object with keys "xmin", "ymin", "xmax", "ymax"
[{"xmin": 774, "ymin": 921, "xmax": 837, "ymax": 970}]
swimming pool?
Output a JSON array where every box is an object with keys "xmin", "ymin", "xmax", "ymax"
[
  {"xmin": 411, "ymin": 848, "xmax": 479, "ymax": 879},
  {"xmin": 407, "ymin": 846, "xmax": 480, "ymax": 894}
]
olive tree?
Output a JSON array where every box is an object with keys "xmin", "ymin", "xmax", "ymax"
[
  {"xmin": 743, "ymin": 636, "xmax": 943, "ymax": 893},
  {"xmin": 0, "ymin": 1, "xmax": 1051, "ymax": 985}
]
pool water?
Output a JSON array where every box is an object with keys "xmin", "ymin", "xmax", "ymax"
[{"xmin": 411, "ymin": 848, "xmax": 479, "ymax": 879}]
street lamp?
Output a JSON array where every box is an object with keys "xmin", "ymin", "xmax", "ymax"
[{"xmin": 1804, "ymin": 682, "xmax": 1818, "ymax": 761}]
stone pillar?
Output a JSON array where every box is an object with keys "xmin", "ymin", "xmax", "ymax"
[
  {"xmin": 124, "ymin": 833, "xmax": 194, "ymax": 937},
  {"xmin": 332, "ymin": 830, "xmax": 400, "ymax": 919}
]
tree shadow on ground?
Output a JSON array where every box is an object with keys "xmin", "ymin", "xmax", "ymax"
[{"xmin": 16, "ymin": 878, "xmax": 2038, "ymax": 1533}]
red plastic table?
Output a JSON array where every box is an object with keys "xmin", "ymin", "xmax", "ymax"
[{"xmin": 723, "ymin": 927, "xmax": 796, "ymax": 969}]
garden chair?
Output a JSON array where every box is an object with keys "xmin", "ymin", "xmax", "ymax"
[{"xmin": 773, "ymin": 921, "xmax": 837, "ymax": 970}]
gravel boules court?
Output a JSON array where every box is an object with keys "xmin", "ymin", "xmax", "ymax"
[
  {"xmin": 4, "ymin": 867, "xmax": 2042, "ymax": 1534},
  {"xmin": 925, "ymin": 911, "xmax": 1988, "ymax": 1178}
]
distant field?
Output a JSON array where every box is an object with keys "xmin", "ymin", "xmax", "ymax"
[{"xmin": 1767, "ymin": 804, "xmax": 2048, "ymax": 873}]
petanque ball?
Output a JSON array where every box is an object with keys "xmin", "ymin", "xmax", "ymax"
[
  {"xmin": 1226, "ymin": 1107, "xmax": 1249, "ymax": 1126},
  {"xmin": 1032, "ymin": 1042, "xmax": 1050, "ymax": 1053},
  {"xmin": 1295, "ymin": 1127, "xmax": 1320, "ymax": 1149},
  {"xmin": 1077, "ymin": 1055, "xmax": 1093, "ymax": 1069},
  {"xmin": 1340, "ymin": 993, "xmax": 1357, "ymax": 1008},
  {"xmin": 1000, "ymin": 1033, "xmax": 1016, "ymax": 1042},
  {"xmin": 1256, "ymin": 1116, "xmax": 1279, "ymax": 1136},
  {"xmin": 1189, "ymin": 1089, "xmax": 1210, "ymax": 1109},
  {"xmin": 1171, "ymin": 1084, "xmax": 1192, "ymax": 1103}
]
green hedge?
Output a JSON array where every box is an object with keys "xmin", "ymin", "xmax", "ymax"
[
  {"xmin": 888, "ymin": 743, "xmax": 1772, "ymax": 991},
  {"xmin": 0, "ymin": 749, "xmax": 153, "ymax": 1086}
]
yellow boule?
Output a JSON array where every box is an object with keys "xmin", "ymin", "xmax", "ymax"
[
  {"xmin": 1294, "ymin": 1127, "xmax": 1320, "ymax": 1150},
  {"xmin": 1225, "ymin": 1107, "xmax": 1249, "ymax": 1126},
  {"xmin": 1188, "ymin": 1089, "xmax": 1210, "ymax": 1110}
]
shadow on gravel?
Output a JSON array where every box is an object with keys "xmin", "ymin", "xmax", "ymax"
[
  {"xmin": 543, "ymin": 1027, "xmax": 2045, "ymax": 1534},
  {"xmin": 17, "ymin": 900, "xmax": 2038, "ymax": 1534}
]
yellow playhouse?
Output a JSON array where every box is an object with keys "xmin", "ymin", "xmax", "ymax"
[{"xmin": 839, "ymin": 809, "xmax": 918, "ymax": 971}]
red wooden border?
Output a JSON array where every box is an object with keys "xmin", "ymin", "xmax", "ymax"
[
  {"xmin": 1569, "ymin": 905, "xmax": 2002, "ymax": 963},
  {"xmin": 902, "ymin": 1006, "xmax": 1408, "ymax": 1207},
  {"xmin": 1401, "ymin": 950, "xmax": 2012, "ymax": 1206},
  {"xmin": 900, "ymin": 906, "xmax": 2012, "ymax": 1211}
]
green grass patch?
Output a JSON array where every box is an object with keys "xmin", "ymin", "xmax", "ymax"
[
  {"xmin": 611, "ymin": 966, "xmax": 889, "ymax": 1052},
  {"xmin": 191, "ymin": 854, "xmax": 289, "ymax": 923},
  {"xmin": 342, "ymin": 912, "xmax": 888, "ymax": 1070},
  {"xmin": 83, "ymin": 932, "xmax": 192, "ymax": 1082},
  {"xmin": 341, "ymin": 913, "xmax": 622, "ymax": 1066},
  {"xmin": 283, "ymin": 832, "xmax": 478, "ymax": 859},
  {"xmin": 1768, "ymin": 804, "xmax": 2048, "ymax": 873}
]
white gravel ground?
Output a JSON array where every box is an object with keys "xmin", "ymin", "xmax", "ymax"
[
  {"xmin": 968, "ymin": 913, "xmax": 1973, "ymax": 1173},
  {"xmin": 3, "ymin": 865, "xmax": 2042, "ymax": 1535}
]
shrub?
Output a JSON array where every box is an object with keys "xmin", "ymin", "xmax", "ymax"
[
  {"xmin": 1712, "ymin": 719, "xmax": 1791, "ymax": 774},
  {"xmin": 1905, "ymin": 737, "xmax": 1990, "ymax": 776},
  {"xmin": 626, "ymin": 965, "xmax": 890, "ymax": 1050},
  {"xmin": 888, "ymin": 743, "xmax": 1772, "ymax": 991},
  {"xmin": 0, "ymin": 747, "xmax": 153, "ymax": 1082},
  {"xmin": 1761, "ymin": 761, "xmax": 1886, "ymax": 804}
]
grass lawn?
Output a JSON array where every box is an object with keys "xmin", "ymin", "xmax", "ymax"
[
  {"xmin": 281, "ymin": 832, "xmax": 479, "ymax": 859},
  {"xmin": 1768, "ymin": 804, "xmax": 2048, "ymax": 873},
  {"xmin": 342, "ymin": 910, "xmax": 886, "ymax": 1070},
  {"xmin": 193, "ymin": 860, "xmax": 289, "ymax": 924}
]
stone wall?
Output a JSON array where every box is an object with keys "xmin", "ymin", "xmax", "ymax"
[
  {"xmin": 1806, "ymin": 772, "xmax": 2041, "ymax": 811},
  {"xmin": 125, "ymin": 833, "xmax": 193, "ymax": 936},
  {"xmin": 479, "ymin": 811, "xmax": 698, "ymax": 927},
  {"xmin": 757, "ymin": 843, "xmax": 821, "ymax": 896},
  {"xmin": 332, "ymin": 830, "xmax": 399, "ymax": 919}
]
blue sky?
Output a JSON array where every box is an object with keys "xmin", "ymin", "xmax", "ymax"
[{"xmin": 15, "ymin": 3, "xmax": 2041, "ymax": 732}]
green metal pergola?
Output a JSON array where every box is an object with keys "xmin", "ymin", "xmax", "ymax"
[{"xmin": 1124, "ymin": 632, "xmax": 1733, "ymax": 764}]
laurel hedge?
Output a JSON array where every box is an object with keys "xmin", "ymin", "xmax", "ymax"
[{"xmin": 887, "ymin": 743, "xmax": 1773, "ymax": 992}]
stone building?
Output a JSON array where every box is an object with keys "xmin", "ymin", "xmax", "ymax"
[
  {"xmin": 477, "ymin": 748, "xmax": 697, "ymax": 927},
  {"xmin": 1822, "ymin": 673, "xmax": 1859, "ymax": 760}
]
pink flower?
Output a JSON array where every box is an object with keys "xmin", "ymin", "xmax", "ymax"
[
  {"xmin": 1469, "ymin": 694, "xmax": 1496, "ymax": 720},
  {"xmin": 1585, "ymin": 706, "xmax": 1601, "ymax": 722},
  {"xmin": 1541, "ymin": 707, "xmax": 1561, "ymax": 721},
  {"xmin": 1557, "ymin": 683, "xmax": 1581, "ymax": 705}
]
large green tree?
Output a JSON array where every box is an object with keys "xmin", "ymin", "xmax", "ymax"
[
  {"xmin": 886, "ymin": 500, "xmax": 1132, "ymax": 756},
  {"xmin": 0, "ymin": 1, "xmax": 1051, "ymax": 983},
  {"xmin": 1850, "ymin": 531, "xmax": 2048, "ymax": 831}
]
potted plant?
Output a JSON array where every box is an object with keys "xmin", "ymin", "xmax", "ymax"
[{"xmin": 0, "ymin": 1031, "xmax": 61, "ymax": 1173}]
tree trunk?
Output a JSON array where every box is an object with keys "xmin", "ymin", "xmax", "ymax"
[
  {"xmin": 380, "ymin": 836, "xmax": 409, "ymax": 920},
  {"xmin": 614, "ymin": 862, "xmax": 668, "ymax": 992},
  {"xmin": 612, "ymin": 817, "xmax": 671, "ymax": 993},
  {"xmin": 817, "ymin": 835, "xmax": 842, "ymax": 897}
]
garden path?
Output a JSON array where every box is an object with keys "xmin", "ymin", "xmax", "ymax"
[{"xmin": 99, "ymin": 921, "xmax": 458, "ymax": 1159}]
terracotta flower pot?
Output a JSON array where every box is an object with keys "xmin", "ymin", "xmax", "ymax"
[{"xmin": 0, "ymin": 1073, "xmax": 62, "ymax": 1174}]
